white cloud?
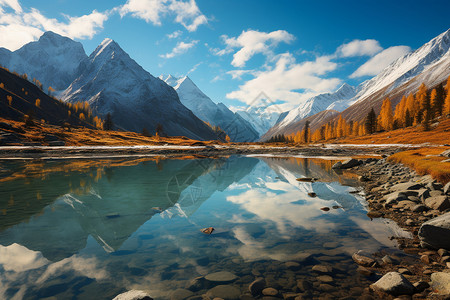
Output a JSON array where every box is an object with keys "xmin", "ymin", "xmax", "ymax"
[
  {"xmin": 159, "ymin": 40, "xmax": 198, "ymax": 58},
  {"xmin": 0, "ymin": 0, "xmax": 22, "ymax": 13},
  {"xmin": 0, "ymin": 1, "xmax": 109, "ymax": 50},
  {"xmin": 226, "ymin": 53, "xmax": 341, "ymax": 110},
  {"xmin": 119, "ymin": 0, "xmax": 207, "ymax": 32},
  {"xmin": 350, "ymin": 45, "xmax": 411, "ymax": 78},
  {"xmin": 168, "ymin": 0, "xmax": 207, "ymax": 32},
  {"xmin": 227, "ymin": 69, "xmax": 252, "ymax": 80},
  {"xmin": 167, "ymin": 30, "xmax": 182, "ymax": 39},
  {"xmin": 337, "ymin": 39, "xmax": 383, "ymax": 57},
  {"xmin": 187, "ymin": 61, "xmax": 202, "ymax": 74},
  {"xmin": 217, "ymin": 30, "xmax": 295, "ymax": 67}
]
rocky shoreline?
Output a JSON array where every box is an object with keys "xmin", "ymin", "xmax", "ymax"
[
  {"xmin": 0, "ymin": 144, "xmax": 413, "ymax": 159},
  {"xmin": 338, "ymin": 156, "xmax": 450, "ymax": 299}
]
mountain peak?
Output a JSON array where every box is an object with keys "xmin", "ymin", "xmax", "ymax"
[{"xmin": 92, "ymin": 38, "xmax": 124, "ymax": 60}]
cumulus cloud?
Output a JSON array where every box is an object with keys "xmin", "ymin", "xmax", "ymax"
[
  {"xmin": 0, "ymin": 1, "xmax": 109, "ymax": 50},
  {"xmin": 350, "ymin": 45, "xmax": 411, "ymax": 78},
  {"xmin": 119, "ymin": 0, "xmax": 207, "ymax": 31},
  {"xmin": 337, "ymin": 39, "xmax": 383, "ymax": 57},
  {"xmin": 160, "ymin": 40, "xmax": 198, "ymax": 58},
  {"xmin": 226, "ymin": 53, "xmax": 341, "ymax": 110},
  {"xmin": 216, "ymin": 30, "xmax": 295, "ymax": 67},
  {"xmin": 167, "ymin": 30, "xmax": 182, "ymax": 39}
]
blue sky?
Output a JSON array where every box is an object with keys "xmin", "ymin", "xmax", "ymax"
[{"xmin": 1, "ymin": 0, "xmax": 449, "ymax": 111}]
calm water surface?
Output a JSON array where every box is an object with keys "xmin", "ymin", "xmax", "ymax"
[{"xmin": 0, "ymin": 156, "xmax": 411, "ymax": 299}]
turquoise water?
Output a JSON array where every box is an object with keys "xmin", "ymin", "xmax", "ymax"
[{"xmin": 0, "ymin": 156, "xmax": 410, "ymax": 299}]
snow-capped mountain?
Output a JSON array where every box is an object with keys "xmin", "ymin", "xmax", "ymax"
[
  {"xmin": 338, "ymin": 28, "xmax": 450, "ymax": 122},
  {"xmin": 160, "ymin": 75, "xmax": 259, "ymax": 142},
  {"xmin": 234, "ymin": 95, "xmax": 282, "ymax": 136},
  {"xmin": 61, "ymin": 39, "xmax": 217, "ymax": 140},
  {"xmin": 262, "ymin": 83, "xmax": 356, "ymax": 140},
  {"xmin": 263, "ymin": 28, "xmax": 450, "ymax": 139},
  {"xmin": 0, "ymin": 31, "xmax": 87, "ymax": 90}
]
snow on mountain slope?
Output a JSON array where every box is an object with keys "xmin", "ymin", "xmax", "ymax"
[
  {"xmin": 264, "ymin": 28, "xmax": 450, "ymax": 139},
  {"xmin": 235, "ymin": 97, "xmax": 282, "ymax": 136},
  {"xmin": 262, "ymin": 83, "xmax": 356, "ymax": 139},
  {"xmin": 354, "ymin": 28, "xmax": 450, "ymax": 103},
  {"xmin": 160, "ymin": 75, "xmax": 259, "ymax": 142},
  {"xmin": 61, "ymin": 39, "xmax": 217, "ymax": 140},
  {"xmin": 0, "ymin": 31, "xmax": 87, "ymax": 90},
  {"xmin": 339, "ymin": 28, "xmax": 450, "ymax": 122}
]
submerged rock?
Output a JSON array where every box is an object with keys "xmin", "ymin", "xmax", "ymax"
[
  {"xmin": 352, "ymin": 251, "xmax": 375, "ymax": 267},
  {"xmin": 249, "ymin": 278, "xmax": 265, "ymax": 295},
  {"xmin": 307, "ymin": 192, "xmax": 317, "ymax": 197},
  {"xmin": 206, "ymin": 285, "xmax": 241, "ymax": 300},
  {"xmin": 170, "ymin": 289, "xmax": 193, "ymax": 300},
  {"xmin": 370, "ymin": 272, "xmax": 415, "ymax": 296},
  {"xmin": 205, "ymin": 271, "xmax": 238, "ymax": 283},
  {"xmin": 418, "ymin": 212, "xmax": 450, "ymax": 250},
  {"xmin": 320, "ymin": 207, "xmax": 330, "ymax": 211}
]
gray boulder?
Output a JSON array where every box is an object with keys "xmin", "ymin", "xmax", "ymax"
[
  {"xmin": 384, "ymin": 192, "xmax": 408, "ymax": 205},
  {"xmin": 444, "ymin": 182, "xmax": 450, "ymax": 195},
  {"xmin": 424, "ymin": 196, "xmax": 450, "ymax": 211},
  {"xmin": 430, "ymin": 272, "xmax": 450, "ymax": 295},
  {"xmin": 340, "ymin": 159, "xmax": 361, "ymax": 169},
  {"xmin": 419, "ymin": 212, "xmax": 450, "ymax": 250},
  {"xmin": 370, "ymin": 272, "xmax": 415, "ymax": 296},
  {"xmin": 390, "ymin": 182, "xmax": 423, "ymax": 192}
]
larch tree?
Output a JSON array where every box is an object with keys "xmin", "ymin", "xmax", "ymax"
[
  {"xmin": 365, "ymin": 108, "xmax": 377, "ymax": 134},
  {"xmin": 378, "ymin": 97, "xmax": 393, "ymax": 131},
  {"xmin": 303, "ymin": 121, "xmax": 310, "ymax": 143},
  {"xmin": 394, "ymin": 96, "xmax": 407, "ymax": 128},
  {"xmin": 405, "ymin": 94, "xmax": 416, "ymax": 125}
]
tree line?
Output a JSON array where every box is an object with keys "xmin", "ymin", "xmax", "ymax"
[{"xmin": 268, "ymin": 76, "xmax": 450, "ymax": 144}]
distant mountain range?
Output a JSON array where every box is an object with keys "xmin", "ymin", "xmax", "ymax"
[
  {"xmin": 1, "ymin": 28, "xmax": 449, "ymax": 142},
  {"xmin": 160, "ymin": 75, "xmax": 259, "ymax": 142},
  {"xmin": 262, "ymin": 28, "xmax": 450, "ymax": 140}
]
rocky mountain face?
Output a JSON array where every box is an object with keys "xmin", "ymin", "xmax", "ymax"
[
  {"xmin": 0, "ymin": 31, "xmax": 87, "ymax": 90},
  {"xmin": 61, "ymin": 39, "xmax": 218, "ymax": 140},
  {"xmin": 160, "ymin": 75, "xmax": 259, "ymax": 142},
  {"xmin": 263, "ymin": 28, "xmax": 450, "ymax": 139}
]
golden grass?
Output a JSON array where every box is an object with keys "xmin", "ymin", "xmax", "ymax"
[
  {"xmin": 329, "ymin": 118, "xmax": 450, "ymax": 145},
  {"xmin": 388, "ymin": 147, "xmax": 450, "ymax": 184},
  {"xmin": 0, "ymin": 117, "xmax": 224, "ymax": 146}
]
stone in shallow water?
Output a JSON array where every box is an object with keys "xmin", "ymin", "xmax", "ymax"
[
  {"xmin": 249, "ymin": 278, "xmax": 265, "ymax": 295},
  {"xmin": 170, "ymin": 289, "xmax": 193, "ymax": 300},
  {"xmin": 312, "ymin": 265, "xmax": 333, "ymax": 274},
  {"xmin": 317, "ymin": 275, "xmax": 333, "ymax": 283},
  {"xmin": 352, "ymin": 251, "xmax": 375, "ymax": 267},
  {"xmin": 205, "ymin": 271, "xmax": 238, "ymax": 283},
  {"xmin": 320, "ymin": 207, "xmax": 330, "ymax": 211},
  {"xmin": 262, "ymin": 287, "xmax": 278, "ymax": 296},
  {"xmin": 206, "ymin": 285, "xmax": 241, "ymax": 300},
  {"xmin": 370, "ymin": 272, "xmax": 415, "ymax": 296}
]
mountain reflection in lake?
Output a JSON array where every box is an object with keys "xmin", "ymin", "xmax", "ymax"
[{"xmin": 0, "ymin": 156, "xmax": 411, "ymax": 299}]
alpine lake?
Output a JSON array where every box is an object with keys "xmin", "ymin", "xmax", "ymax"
[{"xmin": 0, "ymin": 155, "xmax": 413, "ymax": 299}]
